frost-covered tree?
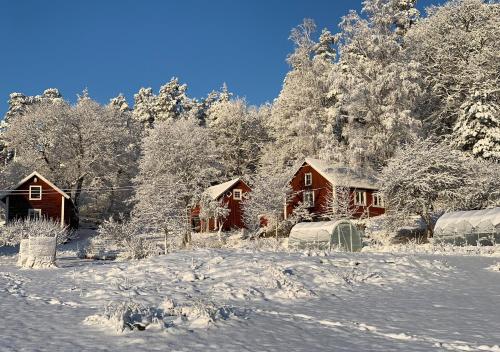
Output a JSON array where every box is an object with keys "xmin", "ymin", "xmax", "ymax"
[
  {"xmin": 3, "ymin": 93, "xmax": 140, "ymax": 219},
  {"xmin": 380, "ymin": 139, "xmax": 492, "ymax": 237},
  {"xmin": 452, "ymin": 86, "xmax": 500, "ymax": 161},
  {"xmin": 265, "ymin": 19, "xmax": 338, "ymax": 171},
  {"xmin": 206, "ymin": 97, "xmax": 267, "ymax": 178},
  {"xmin": 198, "ymin": 194, "xmax": 230, "ymax": 233},
  {"xmin": 406, "ymin": 0, "xmax": 500, "ymax": 137},
  {"xmin": 132, "ymin": 118, "xmax": 222, "ymax": 245},
  {"xmin": 241, "ymin": 169, "xmax": 293, "ymax": 235},
  {"xmin": 132, "ymin": 87, "xmax": 156, "ymax": 127},
  {"xmin": 132, "ymin": 77, "xmax": 195, "ymax": 127},
  {"xmin": 109, "ymin": 94, "xmax": 131, "ymax": 113},
  {"xmin": 1, "ymin": 89, "xmax": 64, "ymax": 166},
  {"xmin": 331, "ymin": 0, "xmax": 423, "ymax": 169},
  {"xmin": 323, "ymin": 185, "xmax": 358, "ymax": 220}
]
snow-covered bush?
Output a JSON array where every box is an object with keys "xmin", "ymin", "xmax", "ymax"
[
  {"xmin": 380, "ymin": 139, "xmax": 497, "ymax": 238},
  {"xmin": 0, "ymin": 218, "xmax": 71, "ymax": 246},
  {"xmin": 84, "ymin": 301, "xmax": 161, "ymax": 332},
  {"xmin": 92, "ymin": 217, "xmax": 159, "ymax": 260},
  {"xmin": 84, "ymin": 297, "xmax": 242, "ymax": 333}
]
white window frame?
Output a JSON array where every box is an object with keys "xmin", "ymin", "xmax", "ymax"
[
  {"xmin": 354, "ymin": 191, "xmax": 366, "ymax": 206},
  {"xmin": 233, "ymin": 189, "xmax": 242, "ymax": 200},
  {"xmin": 372, "ymin": 193, "xmax": 384, "ymax": 208},
  {"xmin": 303, "ymin": 190, "xmax": 315, "ymax": 208},
  {"xmin": 29, "ymin": 185, "xmax": 42, "ymax": 200},
  {"xmin": 28, "ymin": 208, "xmax": 42, "ymax": 220},
  {"xmin": 304, "ymin": 172, "xmax": 312, "ymax": 186}
]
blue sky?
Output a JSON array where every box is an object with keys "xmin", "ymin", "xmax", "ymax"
[{"xmin": 0, "ymin": 0, "xmax": 443, "ymax": 115}]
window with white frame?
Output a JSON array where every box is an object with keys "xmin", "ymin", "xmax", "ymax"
[
  {"xmin": 29, "ymin": 185, "xmax": 42, "ymax": 200},
  {"xmin": 233, "ymin": 189, "xmax": 242, "ymax": 200},
  {"xmin": 28, "ymin": 209, "xmax": 42, "ymax": 220},
  {"xmin": 304, "ymin": 172, "xmax": 312, "ymax": 186},
  {"xmin": 373, "ymin": 193, "xmax": 384, "ymax": 207},
  {"xmin": 303, "ymin": 190, "xmax": 314, "ymax": 208},
  {"xmin": 354, "ymin": 191, "xmax": 366, "ymax": 206}
]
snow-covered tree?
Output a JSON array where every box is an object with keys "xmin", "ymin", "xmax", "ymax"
[
  {"xmin": 380, "ymin": 139, "xmax": 486, "ymax": 237},
  {"xmin": 406, "ymin": 0, "xmax": 500, "ymax": 137},
  {"xmin": 206, "ymin": 97, "xmax": 267, "ymax": 178},
  {"xmin": 264, "ymin": 19, "xmax": 338, "ymax": 171},
  {"xmin": 3, "ymin": 93, "xmax": 140, "ymax": 219},
  {"xmin": 132, "ymin": 87, "xmax": 156, "ymax": 127},
  {"xmin": 198, "ymin": 194, "xmax": 230, "ymax": 233},
  {"xmin": 132, "ymin": 118, "xmax": 222, "ymax": 245},
  {"xmin": 323, "ymin": 185, "xmax": 358, "ymax": 220},
  {"xmin": 109, "ymin": 94, "xmax": 131, "ymax": 113},
  {"xmin": 241, "ymin": 169, "xmax": 293, "ymax": 235},
  {"xmin": 452, "ymin": 86, "xmax": 500, "ymax": 161},
  {"xmin": 330, "ymin": 0, "xmax": 423, "ymax": 169},
  {"xmin": 132, "ymin": 77, "xmax": 195, "ymax": 127}
]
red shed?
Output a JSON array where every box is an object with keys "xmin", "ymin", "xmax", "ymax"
[
  {"xmin": 286, "ymin": 158, "xmax": 385, "ymax": 220},
  {"xmin": 192, "ymin": 178, "xmax": 251, "ymax": 232},
  {"xmin": 0, "ymin": 171, "xmax": 78, "ymax": 228}
]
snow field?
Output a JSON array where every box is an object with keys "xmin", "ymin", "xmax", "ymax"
[{"xmin": 0, "ymin": 247, "xmax": 499, "ymax": 351}]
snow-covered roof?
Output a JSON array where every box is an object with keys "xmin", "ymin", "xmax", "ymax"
[
  {"xmin": 0, "ymin": 171, "xmax": 71, "ymax": 200},
  {"xmin": 302, "ymin": 158, "xmax": 380, "ymax": 190},
  {"xmin": 434, "ymin": 207, "xmax": 500, "ymax": 236},
  {"xmin": 204, "ymin": 178, "xmax": 242, "ymax": 200}
]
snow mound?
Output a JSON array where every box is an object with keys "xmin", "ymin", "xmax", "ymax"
[
  {"xmin": 263, "ymin": 264, "xmax": 315, "ymax": 299},
  {"xmin": 84, "ymin": 297, "xmax": 246, "ymax": 333},
  {"xmin": 486, "ymin": 263, "xmax": 500, "ymax": 272},
  {"xmin": 83, "ymin": 301, "xmax": 160, "ymax": 332}
]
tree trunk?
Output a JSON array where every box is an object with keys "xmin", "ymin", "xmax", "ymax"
[
  {"xmin": 163, "ymin": 228, "xmax": 169, "ymax": 255},
  {"xmin": 72, "ymin": 176, "xmax": 85, "ymax": 217}
]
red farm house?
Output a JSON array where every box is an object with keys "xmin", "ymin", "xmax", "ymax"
[
  {"xmin": 0, "ymin": 171, "xmax": 78, "ymax": 228},
  {"xmin": 286, "ymin": 158, "xmax": 385, "ymax": 220},
  {"xmin": 192, "ymin": 178, "xmax": 250, "ymax": 232}
]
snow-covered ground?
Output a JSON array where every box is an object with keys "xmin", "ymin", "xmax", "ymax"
[{"xmin": 0, "ymin": 241, "xmax": 499, "ymax": 351}]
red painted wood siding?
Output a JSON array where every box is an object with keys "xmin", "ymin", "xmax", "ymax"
[
  {"xmin": 194, "ymin": 180, "xmax": 251, "ymax": 232},
  {"xmin": 286, "ymin": 162, "xmax": 385, "ymax": 219},
  {"xmin": 6, "ymin": 175, "xmax": 77, "ymax": 228}
]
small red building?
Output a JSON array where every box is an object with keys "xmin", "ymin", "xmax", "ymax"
[
  {"xmin": 286, "ymin": 158, "xmax": 385, "ymax": 220},
  {"xmin": 0, "ymin": 171, "xmax": 78, "ymax": 228},
  {"xmin": 192, "ymin": 178, "xmax": 251, "ymax": 232}
]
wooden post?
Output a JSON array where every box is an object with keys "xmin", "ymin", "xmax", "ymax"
[
  {"xmin": 5, "ymin": 196, "xmax": 9, "ymax": 223},
  {"xmin": 60, "ymin": 195, "xmax": 65, "ymax": 228}
]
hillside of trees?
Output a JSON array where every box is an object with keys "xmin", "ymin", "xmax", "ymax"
[{"xmin": 0, "ymin": 0, "xmax": 498, "ymax": 240}]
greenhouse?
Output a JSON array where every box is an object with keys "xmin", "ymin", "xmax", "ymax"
[
  {"xmin": 434, "ymin": 207, "xmax": 500, "ymax": 245},
  {"xmin": 288, "ymin": 220, "xmax": 362, "ymax": 252}
]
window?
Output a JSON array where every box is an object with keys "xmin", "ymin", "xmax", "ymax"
[
  {"xmin": 303, "ymin": 190, "xmax": 315, "ymax": 208},
  {"xmin": 28, "ymin": 209, "xmax": 42, "ymax": 220},
  {"xmin": 29, "ymin": 186, "xmax": 42, "ymax": 200},
  {"xmin": 354, "ymin": 191, "xmax": 366, "ymax": 206},
  {"xmin": 373, "ymin": 193, "xmax": 384, "ymax": 208},
  {"xmin": 233, "ymin": 189, "xmax": 242, "ymax": 200},
  {"xmin": 304, "ymin": 172, "xmax": 312, "ymax": 186}
]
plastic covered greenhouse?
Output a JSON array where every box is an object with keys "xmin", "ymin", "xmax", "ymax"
[
  {"xmin": 434, "ymin": 207, "xmax": 500, "ymax": 245},
  {"xmin": 288, "ymin": 220, "xmax": 362, "ymax": 252}
]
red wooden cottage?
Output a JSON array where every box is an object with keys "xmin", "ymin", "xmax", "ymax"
[
  {"xmin": 0, "ymin": 171, "xmax": 78, "ymax": 228},
  {"xmin": 191, "ymin": 178, "xmax": 251, "ymax": 232},
  {"xmin": 285, "ymin": 158, "xmax": 385, "ymax": 220}
]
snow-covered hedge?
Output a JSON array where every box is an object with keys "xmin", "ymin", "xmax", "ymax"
[{"xmin": 83, "ymin": 217, "xmax": 162, "ymax": 260}]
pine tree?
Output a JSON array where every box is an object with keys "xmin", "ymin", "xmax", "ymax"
[{"xmin": 452, "ymin": 86, "xmax": 500, "ymax": 161}]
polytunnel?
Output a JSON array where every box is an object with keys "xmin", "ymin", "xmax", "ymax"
[
  {"xmin": 434, "ymin": 207, "xmax": 500, "ymax": 245},
  {"xmin": 288, "ymin": 220, "xmax": 362, "ymax": 252}
]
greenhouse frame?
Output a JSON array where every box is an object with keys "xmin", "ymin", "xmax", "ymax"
[
  {"xmin": 434, "ymin": 207, "xmax": 500, "ymax": 245},
  {"xmin": 288, "ymin": 220, "xmax": 362, "ymax": 252}
]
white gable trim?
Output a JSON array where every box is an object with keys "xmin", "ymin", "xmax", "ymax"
[{"xmin": 1, "ymin": 171, "xmax": 71, "ymax": 200}]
